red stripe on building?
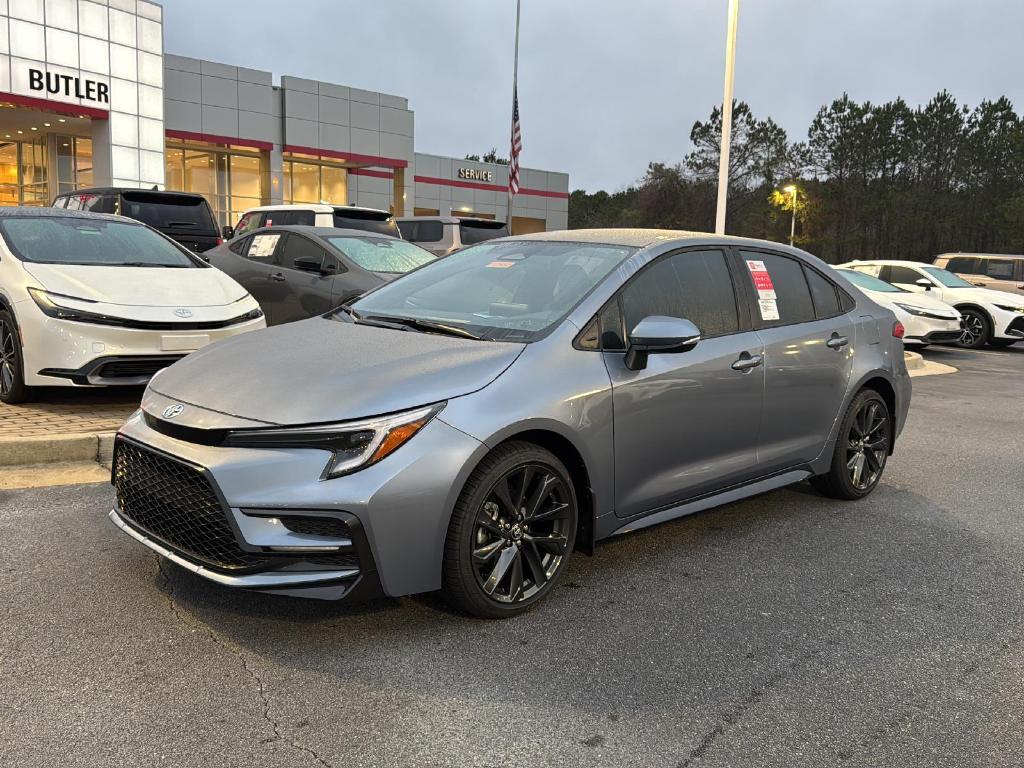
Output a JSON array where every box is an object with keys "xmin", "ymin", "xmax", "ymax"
[
  {"xmin": 0, "ymin": 91, "xmax": 108, "ymax": 119},
  {"xmin": 284, "ymin": 144, "xmax": 408, "ymax": 169},
  {"xmin": 166, "ymin": 129, "xmax": 273, "ymax": 151},
  {"xmin": 413, "ymin": 175, "xmax": 568, "ymax": 199},
  {"xmin": 348, "ymin": 168, "xmax": 394, "ymax": 179}
]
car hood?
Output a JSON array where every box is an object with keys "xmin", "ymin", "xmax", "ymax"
[
  {"xmin": 23, "ymin": 263, "xmax": 247, "ymax": 307},
  {"xmin": 954, "ymin": 286, "xmax": 1024, "ymax": 307},
  {"xmin": 148, "ymin": 317, "xmax": 526, "ymax": 425}
]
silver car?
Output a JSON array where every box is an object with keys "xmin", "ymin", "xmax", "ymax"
[{"xmin": 109, "ymin": 230, "xmax": 911, "ymax": 618}]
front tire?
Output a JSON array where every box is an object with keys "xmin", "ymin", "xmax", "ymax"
[
  {"xmin": 811, "ymin": 389, "xmax": 891, "ymax": 500},
  {"xmin": 957, "ymin": 308, "xmax": 991, "ymax": 349},
  {"xmin": 442, "ymin": 442, "xmax": 577, "ymax": 618},
  {"xmin": 0, "ymin": 310, "xmax": 30, "ymax": 405}
]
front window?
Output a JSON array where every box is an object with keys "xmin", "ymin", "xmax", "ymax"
[
  {"xmin": 838, "ymin": 269, "xmax": 904, "ymax": 293},
  {"xmin": 349, "ymin": 240, "xmax": 635, "ymax": 342},
  {"xmin": 0, "ymin": 216, "xmax": 199, "ymax": 267},
  {"xmin": 922, "ymin": 266, "xmax": 974, "ymax": 288},
  {"xmin": 326, "ymin": 236, "xmax": 435, "ymax": 274}
]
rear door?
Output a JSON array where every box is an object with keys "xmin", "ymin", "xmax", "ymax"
[
  {"xmin": 737, "ymin": 249, "xmax": 856, "ymax": 472},
  {"xmin": 606, "ymin": 247, "xmax": 765, "ymax": 518},
  {"xmin": 271, "ymin": 233, "xmax": 337, "ymax": 324}
]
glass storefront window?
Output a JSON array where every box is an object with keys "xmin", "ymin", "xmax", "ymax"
[
  {"xmin": 56, "ymin": 136, "xmax": 93, "ymax": 195},
  {"xmin": 283, "ymin": 158, "xmax": 348, "ymax": 206},
  {"xmin": 165, "ymin": 141, "xmax": 267, "ymax": 227},
  {"xmin": 0, "ymin": 138, "xmax": 49, "ymax": 206},
  {"xmin": 0, "ymin": 142, "xmax": 18, "ymax": 206}
]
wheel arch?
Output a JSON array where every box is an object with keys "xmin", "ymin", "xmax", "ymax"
[
  {"xmin": 859, "ymin": 375, "xmax": 897, "ymax": 454},
  {"xmin": 952, "ymin": 302, "xmax": 994, "ymax": 328}
]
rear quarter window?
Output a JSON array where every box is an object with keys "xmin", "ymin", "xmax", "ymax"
[{"xmin": 741, "ymin": 251, "xmax": 816, "ymax": 326}]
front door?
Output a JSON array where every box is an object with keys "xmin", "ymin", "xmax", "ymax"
[
  {"xmin": 737, "ymin": 250, "xmax": 856, "ymax": 471},
  {"xmin": 239, "ymin": 231, "xmax": 285, "ymax": 324},
  {"xmin": 272, "ymin": 233, "xmax": 337, "ymax": 324},
  {"xmin": 605, "ymin": 248, "xmax": 765, "ymax": 519}
]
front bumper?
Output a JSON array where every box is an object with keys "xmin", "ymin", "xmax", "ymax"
[
  {"xmin": 19, "ymin": 302, "xmax": 265, "ymax": 387},
  {"xmin": 902, "ymin": 314, "xmax": 962, "ymax": 346},
  {"xmin": 995, "ymin": 313, "xmax": 1024, "ymax": 340},
  {"xmin": 110, "ymin": 406, "xmax": 485, "ymax": 599}
]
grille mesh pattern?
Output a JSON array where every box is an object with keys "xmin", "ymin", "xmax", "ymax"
[
  {"xmin": 98, "ymin": 358, "xmax": 179, "ymax": 379},
  {"xmin": 280, "ymin": 516, "xmax": 352, "ymax": 538},
  {"xmin": 114, "ymin": 439, "xmax": 273, "ymax": 571}
]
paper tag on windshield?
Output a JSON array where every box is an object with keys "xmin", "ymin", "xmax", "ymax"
[
  {"xmin": 486, "ymin": 261, "xmax": 516, "ymax": 269},
  {"xmin": 758, "ymin": 298, "xmax": 780, "ymax": 321}
]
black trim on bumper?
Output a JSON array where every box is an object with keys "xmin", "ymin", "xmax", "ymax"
[
  {"xmin": 919, "ymin": 329, "xmax": 964, "ymax": 344},
  {"xmin": 1006, "ymin": 316, "xmax": 1024, "ymax": 338},
  {"xmin": 40, "ymin": 355, "xmax": 184, "ymax": 386}
]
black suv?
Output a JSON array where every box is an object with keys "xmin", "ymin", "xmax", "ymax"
[{"xmin": 52, "ymin": 188, "xmax": 222, "ymax": 253}]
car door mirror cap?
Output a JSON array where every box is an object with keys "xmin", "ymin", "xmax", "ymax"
[
  {"xmin": 624, "ymin": 316, "xmax": 701, "ymax": 371},
  {"xmin": 221, "ymin": 225, "xmax": 235, "ymax": 241},
  {"xmin": 915, "ymin": 278, "xmax": 934, "ymax": 290}
]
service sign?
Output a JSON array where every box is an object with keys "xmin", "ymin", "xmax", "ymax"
[{"xmin": 458, "ymin": 168, "xmax": 494, "ymax": 182}]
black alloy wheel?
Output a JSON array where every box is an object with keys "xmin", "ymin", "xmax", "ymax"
[
  {"xmin": 0, "ymin": 312, "xmax": 28, "ymax": 404},
  {"xmin": 811, "ymin": 389, "xmax": 891, "ymax": 500},
  {"xmin": 957, "ymin": 308, "xmax": 990, "ymax": 349},
  {"xmin": 443, "ymin": 442, "xmax": 578, "ymax": 618}
]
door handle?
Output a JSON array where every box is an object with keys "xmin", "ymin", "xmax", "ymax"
[
  {"xmin": 826, "ymin": 334, "xmax": 849, "ymax": 350},
  {"xmin": 731, "ymin": 352, "xmax": 764, "ymax": 371},
  {"xmin": 270, "ymin": 273, "xmax": 286, "ymax": 282}
]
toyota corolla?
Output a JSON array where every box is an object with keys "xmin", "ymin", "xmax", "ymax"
[{"xmin": 109, "ymin": 230, "xmax": 910, "ymax": 617}]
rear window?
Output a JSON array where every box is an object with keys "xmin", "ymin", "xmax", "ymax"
[
  {"xmin": 0, "ymin": 216, "xmax": 198, "ymax": 267},
  {"xmin": 325, "ymin": 235, "xmax": 434, "ymax": 274},
  {"xmin": 398, "ymin": 220, "xmax": 444, "ymax": 242},
  {"xmin": 120, "ymin": 192, "xmax": 217, "ymax": 233},
  {"xmin": 332, "ymin": 208, "xmax": 400, "ymax": 237},
  {"xmin": 460, "ymin": 220, "xmax": 509, "ymax": 245}
]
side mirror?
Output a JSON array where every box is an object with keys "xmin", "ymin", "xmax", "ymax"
[
  {"xmin": 293, "ymin": 255, "xmax": 327, "ymax": 274},
  {"xmin": 624, "ymin": 315, "xmax": 701, "ymax": 371},
  {"xmin": 221, "ymin": 225, "xmax": 235, "ymax": 241},
  {"xmin": 915, "ymin": 278, "xmax": 933, "ymax": 290}
]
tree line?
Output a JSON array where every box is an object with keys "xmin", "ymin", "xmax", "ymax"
[{"xmin": 569, "ymin": 93, "xmax": 1024, "ymax": 263}]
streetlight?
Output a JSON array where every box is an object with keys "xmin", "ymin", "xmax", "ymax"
[
  {"xmin": 783, "ymin": 184, "xmax": 797, "ymax": 246},
  {"xmin": 714, "ymin": 0, "xmax": 740, "ymax": 235}
]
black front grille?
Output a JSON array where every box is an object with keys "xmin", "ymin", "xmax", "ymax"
[
  {"xmin": 98, "ymin": 357, "xmax": 182, "ymax": 379},
  {"xmin": 280, "ymin": 516, "xmax": 352, "ymax": 538},
  {"xmin": 114, "ymin": 438, "xmax": 273, "ymax": 571}
]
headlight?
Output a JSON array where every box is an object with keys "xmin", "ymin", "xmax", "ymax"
[
  {"xmin": 222, "ymin": 403, "xmax": 444, "ymax": 479},
  {"xmin": 893, "ymin": 302, "xmax": 959, "ymax": 320},
  {"xmin": 995, "ymin": 304, "xmax": 1024, "ymax": 314},
  {"xmin": 28, "ymin": 287, "xmax": 106, "ymax": 322}
]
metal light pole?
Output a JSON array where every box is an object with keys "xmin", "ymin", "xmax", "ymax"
[
  {"xmin": 714, "ymin": 0, "xmax": 740, "ymax": 235},
  {"xmin": 784, "ymin": 184, "xmax": 797, "ymax": 246}
]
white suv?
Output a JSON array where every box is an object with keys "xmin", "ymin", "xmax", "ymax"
[
  {"xmin": 0, "ymin": 208, "xmax": 264, "ymax": 404},
  {"xmin": 839, "ymin": 259, "xmax": 1024, "ymax": 348},
  {"xmin": 933, "ymin": 253, "xmax": 1024, "ymax": 296},
  {"xmin": 231, "ymin": 204, "xmax": 400, "ymax": 240},
  {"xmin": 396, "ymin": 216, "xmax": 509, "ymax": 257}
]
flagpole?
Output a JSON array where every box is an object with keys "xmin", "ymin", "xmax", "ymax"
[
  {"xmin": 715, "ymin": 0, "xmax": 740, "ymax": 235},
  {"xmin": 506, "ymin": 0, "xmax": 521, "ymax": 233}
]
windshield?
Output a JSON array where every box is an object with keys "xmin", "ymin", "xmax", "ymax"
[
  {"xmin": 326, "ymin": 236, "xmax": 435, "ymax": 274},
  {"xmin": 838, "ymin": 269, "xmax": 904, "ymax": 293},
  {"xmin": 0, "ymin": 216, "xmax": 198, "ymax": 267},
  {"xmin": 348, "ymin": 240, "xmax": 635, "ymax": 342},
  {"xmin": 121, "ymin": 192, "xmax": 217, "ymax": 232},
  {"xmin": 922, "ymin": 266, "xmax": 974, "ymax": 288}
]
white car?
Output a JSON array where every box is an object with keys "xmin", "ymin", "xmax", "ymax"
[
  {"xmin": 230, "ymin": 204, "xmax": 401, "ymax": 240},
  {"xmin": 839, "ymin": 260, "xmax": 1024, "ymax": 349},
  {"xmin": 836, "ymin": 268, "xmax": 962, "ymax": 347},
  {"xmin": 0, "ymin": 208, "xmax": 265, "ymax": 404}
]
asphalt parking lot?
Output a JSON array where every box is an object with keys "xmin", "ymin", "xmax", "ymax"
[{"xmin": 2, "ymin": 346, "xmax": 1022, "ymax": 768}]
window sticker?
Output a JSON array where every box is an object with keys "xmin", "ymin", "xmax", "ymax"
[
  {"xmin": 758, "ymin": 298, "xmax": 780, "ymax": 321},
  {"xmin": 486, "ymin": 260, "xmax": 516, "ymax": 269},
  {"xmin": 747, "ymin": 259, "xmax": 779, "ymax": 319},
  {"xmin": 249, "ymin": 234, "xmax": 280, "ymax": 258}
]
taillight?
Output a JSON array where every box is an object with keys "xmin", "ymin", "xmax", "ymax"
[
  {"xmin": 893, "ymin": 321, "xmax": 905, "ymax": 339},
  {"xmin": 216, "ymin": 237, "xmax": 223, "ymax": 245}
]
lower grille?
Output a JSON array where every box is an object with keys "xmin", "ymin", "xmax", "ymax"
[
  {"xmin": 280, "ymin": 516, "xmax": 352, "ymax": 538},
  {"xmin": 98, "ymin": 357, "xmax": 181, "ymax": 380},
  {"xmin": 113, "ymin": 438, "xmax": 273, "ymax": 571}
]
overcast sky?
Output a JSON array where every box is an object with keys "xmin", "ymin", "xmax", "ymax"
[{"xmin": 161, "ymin": 0, "xmax": 1024, "ymax": 193}]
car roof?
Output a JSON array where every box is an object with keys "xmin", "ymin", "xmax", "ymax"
[
  {"xmin": 504, "ymin": 228, "xmax": 807, "ymax": 251},
  {"xmin": 935, "ymin": 252, "xmax": 1024, "ymax": 260},
  {"xmin": 243, "ymin": 203, "xmax": 392, "ymax": 216},
  {"xmin": 396, "ymin": 215, "xmax": 507, "ymax": 225},
  {"xmin": 0, "ymin": 206, "xmax": 126, "ymax": 223},
  {"xmin": 845, "ymin": 259, "xmax": 929, "ymax": 267},
  {"xmin": 61, "ymin": 187, "xmax": 210, "ymax": 201}
]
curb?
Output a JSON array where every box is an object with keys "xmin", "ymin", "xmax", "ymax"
[
  {"xmin": 0, "ymin": 431, "xmax": 117, "ymax": 468},
  {"xmin": 904, "ymin": 351, "xmax": 925, "ymax": 371}
]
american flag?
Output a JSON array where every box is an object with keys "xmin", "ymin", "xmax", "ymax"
[{"xmin": 509, "ymin": 84, "xmax": 522, "ymax": 197}]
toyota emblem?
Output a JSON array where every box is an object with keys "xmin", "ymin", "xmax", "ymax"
[
  {"xmin": 162, "ymin": 404, "xmax": 185, "ymax": 419},
  {"xmin": 174, "ymin": 308, "xmax": 193, "ymax": 318}
]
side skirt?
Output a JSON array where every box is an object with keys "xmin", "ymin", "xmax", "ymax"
[{"xmin": 606, "ymin": 469, "xmax": 812, "ymax": 538}]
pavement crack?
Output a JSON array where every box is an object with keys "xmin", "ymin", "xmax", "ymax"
[
  {"xmin": 678, "ymin": 646, "xmax": 824, "ymax": 768},
  {"xmin": 153, "ymin": 555, "xmax": 336, "ymax": 768}
]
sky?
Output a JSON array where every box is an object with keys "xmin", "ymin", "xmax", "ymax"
[{"xmin": 160, "ymin": 0, "xmax": 1024, "ymax": 193}]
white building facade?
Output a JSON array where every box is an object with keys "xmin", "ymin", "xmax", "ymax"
[{"xmin": 0, "ymin": 1, "xmax": 569, "ymax": 233}]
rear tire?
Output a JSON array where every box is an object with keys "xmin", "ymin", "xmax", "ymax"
[
  {"xmin": 811, "ymin": 389, "xmax": 891, "ymax": 500},
  {"xmin": 442, "ymin": 442, "xmax": 577, "ymax": 619},
  {"xmin": 956, "ymin": 308, "xmax": 991, "ymax": 349},
  {"xmin": 0, "ymin": 310, "xmax": 30, "ymax": 405}
]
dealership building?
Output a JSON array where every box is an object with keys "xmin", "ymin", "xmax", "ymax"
[{"xmin": 0, "ymin": 0, "xmax": 569, "ymax": 232}]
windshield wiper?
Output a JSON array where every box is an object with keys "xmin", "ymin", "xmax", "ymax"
[
  {"xmin": 360, "ymin": 314, "xmax": 484, "ymax": 340},
  {"xmin": 114, "ymin": 261, "xmax": 185, "ymax": 268}
]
